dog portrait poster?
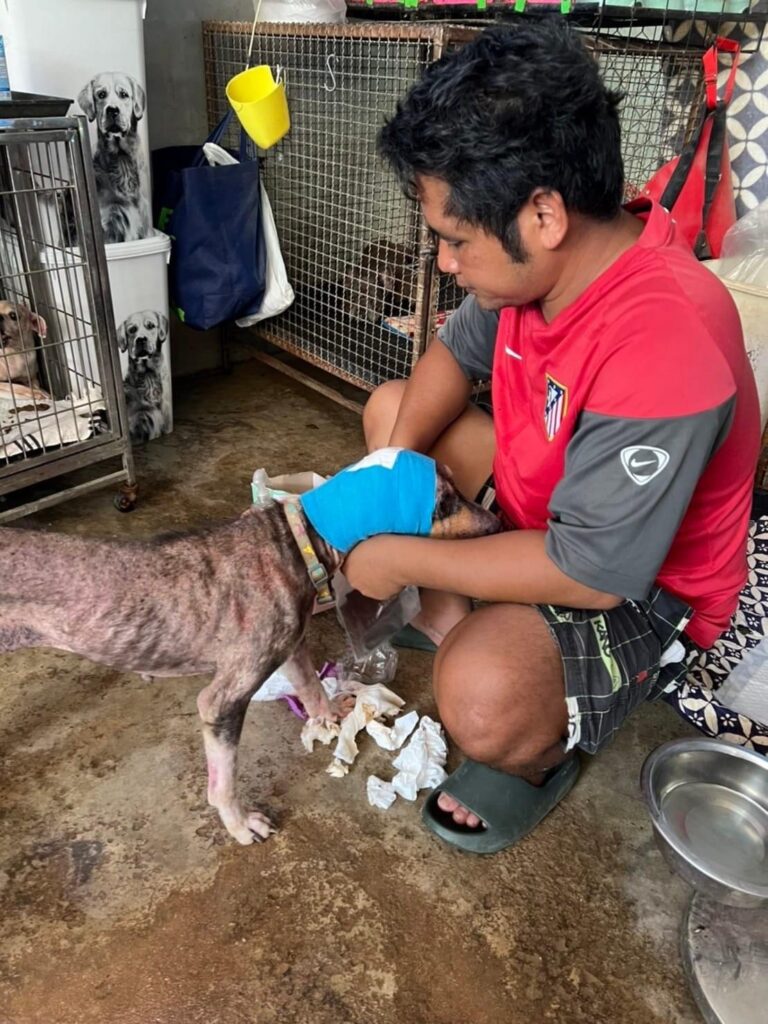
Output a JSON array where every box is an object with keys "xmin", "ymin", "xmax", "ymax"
[
  {"xmin": 77, "ymin": 71, "xmax": 152, "ymax": 245},
  {"xmin": 117, "ymin": 309, "xmax": 172, "ymax": 444}
]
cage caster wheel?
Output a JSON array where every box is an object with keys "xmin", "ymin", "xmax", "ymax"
[{"xmin": 114, "ymin": 482, "xmax": 138, "ymax": 513}]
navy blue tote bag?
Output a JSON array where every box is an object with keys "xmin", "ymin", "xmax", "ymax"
[{"xmin": 155, "ymin": 114, "xmax": 266, "ymax": 331}]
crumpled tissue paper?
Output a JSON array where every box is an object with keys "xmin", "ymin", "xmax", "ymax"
[
  {"xmin": 251, "ymin": 660, "xmax": 446, "ymax": 810},
  {"xmin": 367, "ymin": 716, "xmax": 448, "ymax": 808},
  {"xmin": 324, "ymin": 683, "xmax": 405, "ymax": 776}
]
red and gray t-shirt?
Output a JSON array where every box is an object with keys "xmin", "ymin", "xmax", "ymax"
[{"xmin": 438, "ymin": 200, "xmax": 761, "ymax": 649}]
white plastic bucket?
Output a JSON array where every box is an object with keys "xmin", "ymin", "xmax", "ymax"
[
  {"xmin": 706, "ymin": 260, "xmax": 768, "ymax": 428},
  {"xmin": 40, "ymin": 230, "xmax": 173, "ymax": 443}
]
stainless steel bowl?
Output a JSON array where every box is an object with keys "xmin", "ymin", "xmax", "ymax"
[{"xmin": 642, "ymin": 738, "xmax": 768, "ymax": 909}]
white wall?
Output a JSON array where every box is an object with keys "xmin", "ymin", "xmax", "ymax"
[{"xmin": 145, "ymin": 0, "xmax": 253, "ymax": 149}]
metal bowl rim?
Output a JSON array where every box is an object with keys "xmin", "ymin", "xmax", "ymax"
[{"xmin": 641, "ymin": 737, "xmax": 768, "ymax": 900}]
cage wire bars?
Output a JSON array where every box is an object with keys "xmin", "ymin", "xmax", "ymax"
[
  {"xmin": 0, "ymin": 117, "xmax": 135, "ymax": 520},
  {"xmin": 203, "ymin": 13, "xmax": 765, "ymax": 405}
]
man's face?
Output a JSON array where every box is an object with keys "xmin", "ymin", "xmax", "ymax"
[{"xmin": 419, "ymin": 176, "xmax": 557, "ymax": 311}]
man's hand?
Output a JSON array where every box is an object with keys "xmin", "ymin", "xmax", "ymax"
[{"xmin": 343, "ymin": 535, "xmax": 409, "ymax": 601}]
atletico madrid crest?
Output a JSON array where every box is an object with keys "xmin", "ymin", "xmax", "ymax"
[{"xmin": 544, "ymin": 375, "xmax": 568, "ymax": 441}]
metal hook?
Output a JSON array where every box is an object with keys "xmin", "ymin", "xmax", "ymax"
[{"xmin": 323, "ymin": 54, "xmax": 337, "ymax": 94}]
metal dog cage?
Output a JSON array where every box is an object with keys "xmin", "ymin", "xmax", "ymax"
[
  {"xmin": 203, "ymin": 19, "xmax": 711, "ymax": 408},
  {"xmin": 0, "ymin": 116, "xmax": 136, "ymax": 521}
]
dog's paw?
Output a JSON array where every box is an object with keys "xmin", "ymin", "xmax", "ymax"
[
  {"xmin": 301, "ymin": 715, "xmax": 341, "ymax": 752},
  {"xmin": 228, "ymin": 810, "xmax": 276, "ymax": 845}
]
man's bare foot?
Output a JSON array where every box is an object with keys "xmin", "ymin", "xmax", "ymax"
[
  {"xmin": 413, "ymin": 590, "xmax": 472, "ymax": 647},
  {"xmin": 437, "ymin": 791, "xmax": 484, "ymax": 829},
  {"xmin": 436, "ymin": 766, "xmax": 551, "ymax": 828}
]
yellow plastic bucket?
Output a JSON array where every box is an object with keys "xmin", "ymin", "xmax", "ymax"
[{"xmin": 225, "ymin": 66, "xmax": 290, "ymax": 150}]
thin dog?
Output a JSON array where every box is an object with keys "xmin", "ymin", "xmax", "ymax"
[
  {"xmin": 0, "ymin": 457, "xmax": 499, "ymax": 845},
  {"xmin": 0, "ymin": 301, "xmax": 47, "ymax": 389}
]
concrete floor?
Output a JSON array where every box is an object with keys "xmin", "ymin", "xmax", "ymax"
[{"xmin": 0, "ymin": 361, "xmax": 703, "ymax": 1024}]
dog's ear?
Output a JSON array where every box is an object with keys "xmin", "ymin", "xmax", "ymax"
[
  {"xmin": 77, "ymin": 81, "xmax": 96, "ymax": 121},
  {"xmin": 131, "ymin": 78, "xmax": 146, "ymax": 121},
  {"xmin": 116, "ymin": 320, "xmax": 128, "ymax": 352},
  {"xmin": 28, "ymin": 311, "xmax": 47, "ymax": 339},
  {"xmin": 157, "ymin": 314, "xmax": 169, "ymax": 344}
]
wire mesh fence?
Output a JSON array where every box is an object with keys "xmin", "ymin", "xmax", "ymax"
[
  {"xmin": 203, "ymin": 14, "xmax": 763, "ymax": 396},
  {"xmin": 0, "ymin": 117, "xmax": 134, "ymax": 515},
  {"xmin": 204, "ymin": 21, "xmax": 471, "ymax": 392}
]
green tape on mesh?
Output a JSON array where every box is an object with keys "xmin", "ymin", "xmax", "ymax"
[
  {"xmin": 513, "ymin": 0, "xmax": 526, "ymax": 11},
  {"xmin": 477, "ymin": 0, "xmax": 487, "ymax": 9},
  {"xmin": 560, "ymin": 0, "xmax": 572, "ymax": 11},
  {"xmin": 403, "ymin": 0, "xmax": 419, "ymax": 8}
]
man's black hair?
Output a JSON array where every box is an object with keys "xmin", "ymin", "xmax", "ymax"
[{"xmin": 377, "ymin": 20, "xmax": 624, "ymax": 261}]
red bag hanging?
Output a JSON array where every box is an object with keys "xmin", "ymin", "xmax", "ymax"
[{"xmin": 643, "ymin": 37, "xmax": 740, "ymax": 260}]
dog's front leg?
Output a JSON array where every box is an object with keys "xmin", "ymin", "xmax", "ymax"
[
  {"xmin": 280, "ymin": 641, "xmax": 334, "ymax": 719},
  {"xmin": 279, "ymin": 642, "xmax": 353, "ymax": 745},
  {"xmin": 196, "ymin": 674, "xmax": 275, "ymax": 845}
]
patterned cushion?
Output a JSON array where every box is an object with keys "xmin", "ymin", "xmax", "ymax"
[{"xmin": 687, "ymin": 516, "xmax": 768, "ymax": 689}]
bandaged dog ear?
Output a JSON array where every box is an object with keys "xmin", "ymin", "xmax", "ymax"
[
  {"xmin": 28, "ymin": 311, "xmax": 47, "ymax": 338},
  {"xmin": 116, "ymin": 320, "xmax": 129, "ymax": 352},
  {"xmin": 132, "ymin": 79, "xmax": 146, "ymax": 120},
  {"xmin": 157, "ymin": 314, "xmax": 169, "ymax": 344},
  {"xmin": 77, "ymin": 81, "xmax": 96, "ymax": 122}
]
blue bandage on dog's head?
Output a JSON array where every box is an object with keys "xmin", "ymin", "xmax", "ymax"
[{"xmin": 299, "ymin": 448, "xmax": 437, "ymax": 553}]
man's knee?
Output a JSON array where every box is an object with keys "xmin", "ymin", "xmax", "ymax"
[
  {"xmin": 434, "ymin": 605, "xmax": 567, "ymax": 768},
  {"xmin": 362, "ymin": 380, "xmax": 406, "ymax": 450}
]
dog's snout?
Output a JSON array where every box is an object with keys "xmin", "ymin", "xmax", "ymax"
[{"xmin": 106, "ymin": 105, "xmax": 119, "ymax": 117}]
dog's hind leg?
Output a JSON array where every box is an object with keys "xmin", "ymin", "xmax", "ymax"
[{"xmin": 196, "ymin": 660, "xmax": 280, "ymax": 846}]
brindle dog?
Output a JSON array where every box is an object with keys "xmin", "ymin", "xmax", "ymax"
[{"xmin": 0, "ymin": 465, "xmax": 500, "ymax": 844}]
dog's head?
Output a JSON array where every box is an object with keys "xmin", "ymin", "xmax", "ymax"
[
  {"xmin": 78, "ymin": 72, "xmax": 146, "ymax": 139},
  {"xmin": 342, "ymin": 240, "xmax": 416, "ymax": 324},
  {"xmin": 430, "ymin": 464, "xmax": 501, "ymax": 540},
  {"xmin": 0, "ymin": 301, "xmax": 47, "ymax": 352},
  {"xmin": 117, "ymin": 310, "xmax": 168, "ymax": 364}
]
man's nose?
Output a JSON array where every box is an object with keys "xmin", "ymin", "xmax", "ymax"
[{"xmin": 436, "ymin": 239, "xmax": 458, "ymax": 275}]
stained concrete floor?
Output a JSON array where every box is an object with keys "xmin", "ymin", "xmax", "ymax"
[{"xmin": 0, "ymin": 360, "xmax": 704, "ymax": 1024}]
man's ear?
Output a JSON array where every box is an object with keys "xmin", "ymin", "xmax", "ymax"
[{"xmin": 528, "ymin": 188, "xmax": 569, "ymax": 252}]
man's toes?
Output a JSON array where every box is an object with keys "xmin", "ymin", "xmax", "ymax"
[
  {"xmin": 436, "ymin": 791, "xmax": 484, "ymax": 829},
  {"xmin": 437, "ymin": 792, "xmax": 460, "ymax": 814}
]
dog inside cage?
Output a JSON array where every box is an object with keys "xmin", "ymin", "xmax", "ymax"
[{"xmin": 0, "ymin": 130, "xmax": 115, "ymax": 468}]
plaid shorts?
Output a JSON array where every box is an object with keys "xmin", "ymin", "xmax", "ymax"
[{"xmin": 475, "ymin": 477, "xmax": 697, "ymax": 754}]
